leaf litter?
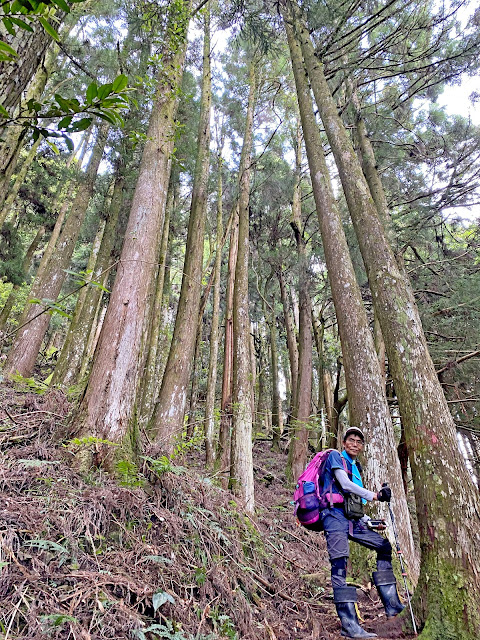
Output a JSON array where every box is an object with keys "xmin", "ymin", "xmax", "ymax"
[{"xmin": 0, "ymin": 382, "xmax": 413, "ymax": 639}]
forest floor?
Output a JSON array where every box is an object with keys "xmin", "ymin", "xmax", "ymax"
[{"xmin": 0, "ymin": 381, "xmax": 415, "ymax": 640}]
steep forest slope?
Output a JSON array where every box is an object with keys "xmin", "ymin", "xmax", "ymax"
[{"xmin": 0, "ymin": 383, "xmax": 412, "ymax": 640}]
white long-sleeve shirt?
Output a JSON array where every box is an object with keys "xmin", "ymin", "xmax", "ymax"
[{"xmin": 333, "ymin": 468, "xmax": 375, "ymax": 501}]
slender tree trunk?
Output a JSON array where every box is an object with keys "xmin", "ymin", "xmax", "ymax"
[
  {"xmin": 0, "ymin": 225, "xmax": 45, "ymax": 332},
  {"xmin": 287, "ymin": 129, "xmax": 313, "ymax": 481},
  {"xmin": 151, "ymin": 8, "xmax": 211, "ymax": 452},
  {"xmin": 204, "ymin": 152, "xmax": 224, "ymax": 468},
  {"xmin": 186, "ymin": 320, "xmax": 203, "ymax": 438},
  {"xmin": 80, "ymin": 303, "xmax": 107, "ymax": 382},
  {"xmin": 4, "ymin": 123, "xmax": 109, "ymax": 377},
  {"xmin": 230, "ymin": 61, "xmax": 257, "ymax": 513},
  {"xmin": 297, "ymin": 8, "xmax": 480, "ymax": 626},
  {"xmin": 55, "ymin": 170, "xmax": 124, "ymax": 388},
  {"xmin": 323, "ymin": 370, "xmax": 336, "ymax": 448},
  {"xmin": 278, "ymin": 270, "xmax": 298, "ymax": 417},
  {"xmin": 51, "ymin": 215, "xmax": 106, "ymax": 388},
  {"xmin": 312, "ymin": 308, "xmax": 326, "ymax": 447},
  {"xmin": 71, "ymin": 4, "xmax": 191, "ymax": 464},
  {"xmin": 138, "ymin": 180, "xmax": 174, "ymax": 427},
  {"xmin": 270, "ymin": 316, "xmax": 283, "ymax": 451},
  {"xmin": 216, "ymin": 210, "xmax": 238, "ymax": 486},
  {"xmin": 283, "ymin": 11, "xmax": 419, "ymax": 580}
]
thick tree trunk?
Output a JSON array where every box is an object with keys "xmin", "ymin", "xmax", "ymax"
[
  {"xmin": 283, "ymin": 12, "xmax": 418, "ymax": 580},
  {"xmin": 71, "ymin": 3, "xmax": 191, "ymax": 463},
  {"xmin": 0, "ymin": 16, "xmax": 60, "ymax": 112},
  {"xmin": 151, "ymin": 9, "xmax": 211, "ymax": 452},
  {"xmin": 204, "ymin": 152, "xmax": 224, "ymax": 468},
  {"xmin": 296, "ymin": 10, "xmax": 480, "ymax": 632},
  {"xmin": 230, "ymin": 62, "xmax": 256, "ymax": 513},
  {"xmin": 216, "ymin": 210, "xmax": 238, "ymax": 486},
  {"xmin": 4, "ymin": 123, "xmax": 109, "ymax": 378}
]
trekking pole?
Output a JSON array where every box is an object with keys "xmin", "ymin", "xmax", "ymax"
[{"xmin": 382, "ymin": 483, "xmax": 418, "ymax": 635}]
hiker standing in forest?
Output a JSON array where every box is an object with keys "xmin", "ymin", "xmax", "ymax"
[{"xmin": 321, "ymin": 427, "xmax": 404, "ymax": 639}]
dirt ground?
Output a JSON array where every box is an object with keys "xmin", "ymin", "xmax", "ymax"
[{"xmin": 0, "ymin": 383, "xmax": 415, "ymax": 640}]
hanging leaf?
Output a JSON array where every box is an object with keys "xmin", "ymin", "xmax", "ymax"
[
  {"xmin": 69, "ymin": 117, "xmax": 92, "ymax": 132},
  {"xmin": 0, "ymin": 40, "xmax": 18, "ymax": 57},
  {"xmin": 46, "ymin": 140, "xmax": 60, "ymax": 154},
  {"xmin": 86, "ymin": 82, "xmax": 98, "ymax": 104},
  {"xmin": 57, "ymin": 115, "xmax": 73, "ymax": 129},
  {"xmin": 97, "ymin": 83, "xmax": 113, "ymax": 100},
  {"xmin": 39, "ymin": 17, "xmax": 60, "ymax": 41},
  {"xmin": 50, "ymin": 0, "xmax": 71, "ymax": 12},
  {"xmin": 2, "ymin": 18, "xmax": 16, "ymax": 36},
  {"xmin": 10, "ymin": 16, "xmax": 34, "ymax": 31},
  {"xmin": 112, "ymin": 74, "xmax": 128, "ymax": 92}
]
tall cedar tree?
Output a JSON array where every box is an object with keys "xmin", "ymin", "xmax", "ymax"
[
  {"xmin": 282, "ymin": 11, "xmax": 418, "ymax": 578},
  {"xmin": 151, "ymin": 6, "xmax": 212, "ymax": 452},
  {"xmin": 72, "ymin": 0, "xmax": 192, "ymax": 466},
  {"xmin": 291, "ymin": 2, "xmax": 480, "ymax": 635}
]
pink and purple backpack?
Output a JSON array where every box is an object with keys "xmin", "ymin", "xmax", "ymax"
[{"xmin": 293, "ymin": 449, "xmax": 346, "ymax": 528}]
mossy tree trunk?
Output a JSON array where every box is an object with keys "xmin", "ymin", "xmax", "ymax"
[
  {"xmin": 295, "ymin": 6, "xmax": 480, "ymax": 632},
  {"xmin": 151, "ymin": 6, "xmax": 211, "ymax": 452},
  {"xmin": 283, "ymin": 11, "xmax": 418, "ymax": 579}
]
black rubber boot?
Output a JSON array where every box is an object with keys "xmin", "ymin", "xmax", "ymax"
[
  {"xmin": 372, "ymin": 570, "xmax": 406, "ymax": 618},
  {"xmin": 333, "ymin": 586, "xmax": 377, "ymax": 638}
]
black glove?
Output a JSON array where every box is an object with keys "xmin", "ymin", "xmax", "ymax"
[{"xmin": 377, "ymin": 486, "xmax": 391, "ymax": 502}]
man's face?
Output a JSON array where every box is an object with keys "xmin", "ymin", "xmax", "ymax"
[{"xmin": 344, "ymin": 435, "xmax": 364, "ymax": 458}]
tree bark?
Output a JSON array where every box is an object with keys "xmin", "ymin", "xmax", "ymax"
[
  {"xmin": 216, "ymin": 209, "xmax": 238, "ymax": 487},
  {"xmin": 137, "ymin": 179, "xmax": 174, "ymax": 428},
  {"xmin": 4, "ymin": 122, "xmax": 109, "ymax": 377},
  {"xmin": 278, "ymin": 270, "xmax": 298, "ymax": 417},
  {"xmin": 63, "ymin": 170, "xmax": 124, "ymax": 387},
  {"xmin": 283, "ymin": 10, "xmax": 418, "ymax": 581},
  {"xmin": 204, "ymin": 150, "xmax": 224, "ymax": 468},
  {"xmin": 71, "ymin": 2, "xmax": 191, "ymax": 464},
  {"xmin": 0, "ymin": 64, "xmax": 48, "ymax": 218},
  {"xmin": 287, "ymin": 128, "xmax": 313, "ymax": 481},
  {"xmin": 151, "ymin": 7, "xmax": 211, "ymax": 452},
  {"xmin": 297, "ymin": 8, "xmax": 480, "ymax": 630},
  {"xmin": 230, "ymin": 61, "xmax": 257, "ymax": 513}
]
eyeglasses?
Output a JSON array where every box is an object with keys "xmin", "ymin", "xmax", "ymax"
[{"xmin": 345, "ymin": 437, "xmax": 364, "ymax": 445}]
